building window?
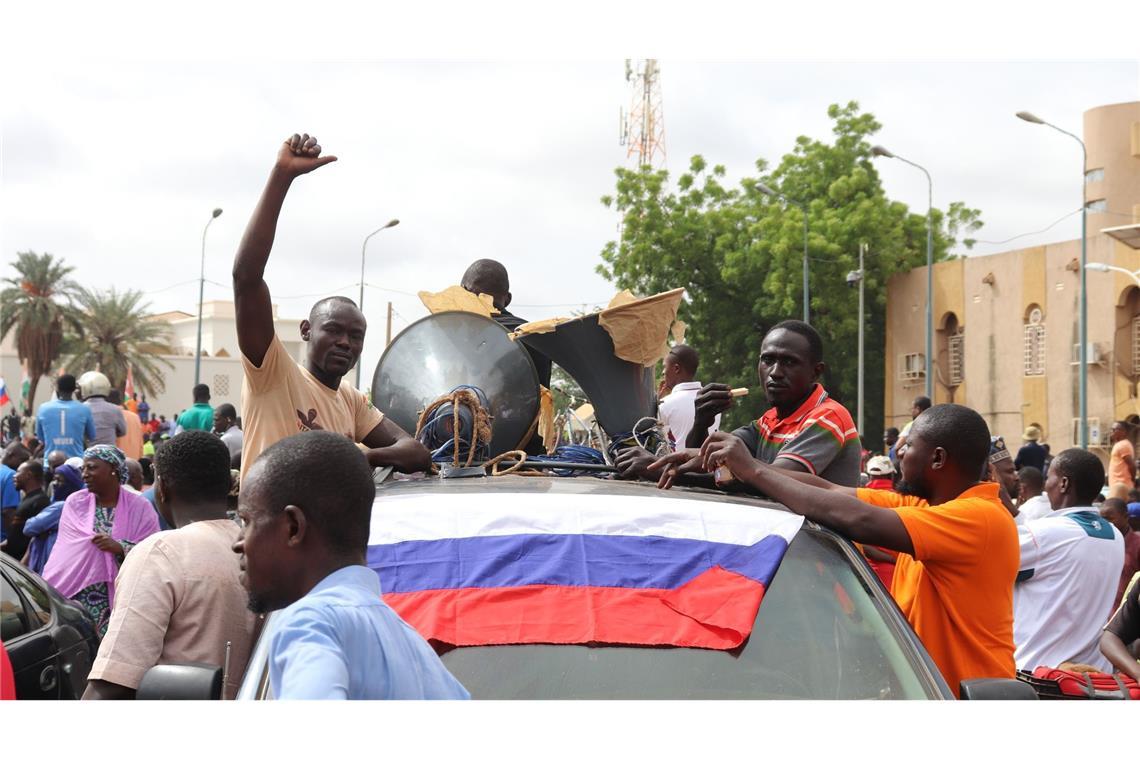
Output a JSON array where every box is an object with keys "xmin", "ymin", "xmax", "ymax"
[
  {"xmin": 899, "ymin": 353, "xmax": 925, "ymax": 382},
  {"xmin": 1085, "ymin": 199, "xmax": 1107, "ymax": 213},
  {"xmin": 213, "ymin": 374, "xmax": 230, "ymax": 397},
  {"xmin": 947, "ymin": 333, "xmax": 964, "ymax": 386},
  {"xmin": 1084, "ymin": 168, "xmax": 1104, "ymax": 184},
  {"xmin": 1023, "ymin": 307, "xmax": 1045, "ymax": 376}
]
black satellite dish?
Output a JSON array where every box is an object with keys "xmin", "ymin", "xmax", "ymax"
[{"xmin": 371, "ymin": 311, "xmax": 540, "ymax": 457}]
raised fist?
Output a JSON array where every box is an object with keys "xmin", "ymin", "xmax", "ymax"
[{"xmin": 275, "ymin": 133, "xmax": 338, "ymax": 177}]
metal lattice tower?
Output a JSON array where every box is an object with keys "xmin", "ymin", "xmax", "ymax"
[{"xmin": 620, "ymin": 59, "xmax": 666, "ymax": 170}]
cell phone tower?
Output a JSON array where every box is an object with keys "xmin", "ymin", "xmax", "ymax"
[{"xmin": 619, "ymin": 59, "xmax": 666, "ymax": 170}]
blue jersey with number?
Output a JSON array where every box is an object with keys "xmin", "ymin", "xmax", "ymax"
[{"xmin": 35, "ymin": 398, "xmax": 96, "ymax": 463}]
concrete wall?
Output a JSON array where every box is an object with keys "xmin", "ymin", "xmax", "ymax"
[{"xmin": 1085, "ymin": 101, "xmax": 1140, "ymax": 231}]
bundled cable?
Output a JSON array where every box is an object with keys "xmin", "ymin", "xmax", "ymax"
[
  {"xmin": 525, "ymin": 445, "xmax": 609, "ymax": 477},
  {"xmin": 415, "ymin": 385, "xmax": 493, "ymax": 468}
]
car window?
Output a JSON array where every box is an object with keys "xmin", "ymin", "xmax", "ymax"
[
  {"xmin": 439, "ymin": 531, "xmax": 934, "ymax": 699},
  {"xmin": 5, "ymin": 563, "xmax": 51, "ymax": 629},
  {"xmin": 1, "ymin": 573, "xmax": 30, "ymax": 642}
]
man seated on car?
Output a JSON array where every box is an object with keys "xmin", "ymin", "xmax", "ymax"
[
  {"xmin": 616, "ymin": 319, "xmax": 860, "ymax": 490},
  {"xmin": 84, "ymin": 431, "xmax": 259, "ymax": 700},
  {"xmin": 652, "ymin": 403, "xmax": 1019, "ymax": 698}
]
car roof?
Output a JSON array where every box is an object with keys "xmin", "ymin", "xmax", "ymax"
[{"xmin": 376, "ymin": 473, "xmax": 797, "ymax": 514}]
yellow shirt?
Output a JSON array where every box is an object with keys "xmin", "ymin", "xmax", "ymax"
[
  {"xmin": 857, "ymin": 483, "xmax": 1019, "ymax": 697},
  {"xmin": 239, "ymin": 335, "xmax": 383, "ymax": 482}
]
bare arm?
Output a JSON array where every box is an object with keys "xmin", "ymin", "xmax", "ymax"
[
  {"xmin": 233, "ymin": 134, "xmax": 338, "ymax": 367},
  {"xmin": 82, "ymin": 679, "xmax": 136, "ymax": 700},
  {"xmin": 682, "ymin": 432, "xmax": 914, "ymax": 553},
  {"xmin": 684, "ymin": 383, "xmax": 733, "ymax": 449},
  {"xmin": 1100, "ymin": 630, "xmax": 1140, "ymax": 681},
  {"xmin": 361, "ymin": 417, "xmax": 432, "ymax": 474}
]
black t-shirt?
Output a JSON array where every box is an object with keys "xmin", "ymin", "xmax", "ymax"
[
  {"xmin": 2, "ymin": 489, "xmax": 50, "ymax": 559},
  {"xmin": 1106, "ymin": 571, "xmax": 1139, "ymax": 647},
  {"xmin": 1014, "ymin": 441, "xmax": 1046, "ymax": 471}
]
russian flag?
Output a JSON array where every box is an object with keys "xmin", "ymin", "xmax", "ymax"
[
  {"xmin": 0, "ymin": 377, "xmax": 10, "ymax": 408},
  {"xmin": 368, "ymin": 492, "xmax": 803, "ymax": 651}
]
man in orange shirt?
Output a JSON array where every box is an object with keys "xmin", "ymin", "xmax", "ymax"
[
  {"xmin": 652, "ymin": 403, "xmax": 1020, "ymax": 697},
  {"xmin": 1108, "ymin": 421, "xmax": 1135, "ymax": 491}
]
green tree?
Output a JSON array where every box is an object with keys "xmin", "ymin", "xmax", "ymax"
[
  {"xmin": 62, "ymin": 287, "xmax": 175, "ymax": 396},
  {"xmin": 0, "ymin": 251, "xmax": 84, "ymax": 409},
  {"xmin": 598, "ymin": 102, "xmax": 983, "ymax": 444}
]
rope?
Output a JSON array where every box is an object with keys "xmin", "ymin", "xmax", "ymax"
[{"xmin": 414, "ymin": 386, "xmax": 493, "ymax": 468}]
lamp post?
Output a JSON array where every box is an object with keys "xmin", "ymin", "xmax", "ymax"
[
  {"xmin": 194, "ymin": 208, "xmax": 223, "ymax": 387},
  {"xmin": 357, "ymin": 218, "xmax": 400, "ymax": 390},
  {"xmin": 756, "ymin": 182, "xmax": 810, "ymax": 323},
  {"xmin": 848, "ymin": 243, "xmax": 867, "ymax": 434},
  {"xmin": 1018, "ymin": 110, "xmax": 1088, "ymax": 447},
  {"xmin": 870, "ymin": 145, "xmax": 934, "ymax": 399},
  {"xmin": 1086, "ymin": 262, "xmax": 1140, "ymax": 287}
]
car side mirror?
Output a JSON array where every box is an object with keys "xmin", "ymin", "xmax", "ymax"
[
  {"xmin": 136, "ymin": 664, "xmax": 223, "ymax": 700},
  {"xmin": 958, "ymin": 678, "xmax": 1038, "ymax": 700}
]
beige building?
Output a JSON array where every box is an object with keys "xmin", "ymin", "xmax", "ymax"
[
  {"xmin": 885, "ymin": 101, "xmax": 1140, "ymax": 462},
  {"xmin": 1, "ymin": 300, "xmax": 303, "ymax": 425}
]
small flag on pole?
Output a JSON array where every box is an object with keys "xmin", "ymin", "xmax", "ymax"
[
  {"xmin": 19, "ymin": 360, "xmax": 30, "ymax": 410},
  {"xmin": 0, "ymin": 378, "xmax": 11, "ymax": 409},
  {"xmin": 124, "ymin": 365, "xmax": 135, "ymax": 400}
]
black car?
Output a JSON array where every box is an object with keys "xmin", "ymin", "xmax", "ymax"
[{"xmin": 0, "ymin": 552, "xmax": 100, "ymax": 699}]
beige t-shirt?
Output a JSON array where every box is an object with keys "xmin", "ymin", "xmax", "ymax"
[
  {"xmin": 89, "ymin": 519, "xmax": 259, "ymax": 699},
  {"xmin": 239, "ymin": 335, "xmax": 384, "ymax": 481}
]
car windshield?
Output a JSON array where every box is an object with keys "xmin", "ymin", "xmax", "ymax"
[{"xmin": 439, "ymin": 530, "xmax": 935, "ymax": 699}]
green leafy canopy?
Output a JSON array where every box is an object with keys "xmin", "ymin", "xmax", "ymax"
[{"xmin": 598, "ymin": 102, "xmax": 983, "ymax": 441}]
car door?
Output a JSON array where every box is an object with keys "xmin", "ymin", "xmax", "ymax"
[{"xmin": 0, "ymin": 568, "xmax": 61, "ymax": 699}]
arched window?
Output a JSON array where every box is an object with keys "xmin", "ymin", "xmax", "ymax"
[{"xmin": 1024, "ymin": 306, "xmax": 1046, "ymax": 376}]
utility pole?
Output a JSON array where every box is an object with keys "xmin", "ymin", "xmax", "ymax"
[
  {"xmin": 386, "ymin": 301, "xmax": 393, "ymax": 347},
  {"xmin": 857, "ymin": 243, "xmax": 865, "ymax": 436}
]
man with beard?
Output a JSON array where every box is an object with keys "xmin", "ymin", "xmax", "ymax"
[
  {"xmin": 232, "ymin": 431, "xmax": 468, "ymax": 700},
  {"xmin": 652, "ymin": 403, "xmax": 1019, "ymax": 697},
  {"xmin": 232, "ymin": 132, "xmax": 429, "ymax": 481},
  {"xmin": 986, "ymin": 436, "xmax": 1019, "ymax": 517},
  {"xmin": 616, "ymin": 320, "xmax": 859, "ymax": 489}
]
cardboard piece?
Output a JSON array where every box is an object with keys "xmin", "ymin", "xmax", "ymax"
[
  {"xmin": 418, "ymin": 286, "xmax": 498, "ymax": 318},
  {"xmin": 597, "ymin": 288, "xmax": 685, "ymax": 367},
  {"xmin": 537, "ymin": 385, "xmax": 556, "ymax": 454}
]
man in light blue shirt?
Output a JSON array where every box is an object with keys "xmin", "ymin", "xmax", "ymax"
[
  {"xmin": 35, "ymin": 374, "xmax": 96, "ymax": 465},
  {"xmin": 233, "ymin": 430, "xmax": 469, "ymax": 700}
]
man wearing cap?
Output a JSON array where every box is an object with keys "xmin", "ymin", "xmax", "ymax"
[
  {"xmin": 1014, "ymin": 426, "xmax": 1046, "ymax": 472},
  {"xmin": 861, "ymin": 455, "xmax": 898, "ymax": 588},
  {"xmin": 865, "ymin": 456, "xmax": 895, "ymax": 491},
  {"xmin": 987, "ymin": 437, "xmax": 1018, "ymax": 517}
]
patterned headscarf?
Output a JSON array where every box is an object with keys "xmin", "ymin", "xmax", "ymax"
[{"xmin": 83, "ymin": 444, "xmax": 129, "ymax": 484}]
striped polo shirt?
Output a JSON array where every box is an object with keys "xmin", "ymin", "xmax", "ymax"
[{"xmin": 732, "ymin": 383, "xmax": 860, "ymax": 486}]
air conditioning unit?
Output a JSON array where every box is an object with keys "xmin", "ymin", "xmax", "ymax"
[
  {"xmin": 1072, "ymin": 417, "xmax": 1102, "ymax": 446},
  {"xmin": 898, "ymin": 352, "xmax": 925, "ymax": 382},
  {"xmin": 1070, "ymin": 342, "xmax": 1105, "ymax": 366}
]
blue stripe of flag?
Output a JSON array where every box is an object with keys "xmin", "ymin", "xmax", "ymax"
[{"xmin": 368, "ymin": 533, "xmax": 789, "ymax": 594}]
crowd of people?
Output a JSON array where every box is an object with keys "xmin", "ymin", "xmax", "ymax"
[{"xmin": 2, "ymin": 131, "xmax": 1139, "ymax": 701}]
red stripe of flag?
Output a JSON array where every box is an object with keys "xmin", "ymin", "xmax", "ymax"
[{"xmin": 383, "ymin": 565, "xmax": 766, "ymax": 650}]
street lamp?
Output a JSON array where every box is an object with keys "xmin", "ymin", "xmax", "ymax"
[
  {"xmin": 356, "ymin": 218, "xmax": 400, "ymax": 390},
  {"xmin": 1086, "ymin": 262, "xmax": 1140, "ymax": 287},
  {"xmin": 1018, "ymin": 110, "xmax": 1088, "ymax": 447},
  {"xmin": 194, "ymin": 207, "xmax": 223, "ymax": 387},
  {"xmin": 870, "ymin": 145, "xmax": 934, "ymax": 399},
  {"xmin": 847, "ymin": 242, "xmax": 867, "ymax": 435},
  {"xmin": 756, "ymin": 182, "xmax": 810, "ymax": 323}
]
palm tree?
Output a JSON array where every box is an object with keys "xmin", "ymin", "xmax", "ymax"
[
  {"xmin": 62, "ymin": 287, "xmax": 175, "ymax": 396},
  {"xmin": 0, "ymin": 251, "xmax": 84, "ymax": 409}
]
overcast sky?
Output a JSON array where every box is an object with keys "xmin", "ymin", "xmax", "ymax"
[{"xmin": 3, "ymin": 55, "xmax": 1138, "ymax": 382}]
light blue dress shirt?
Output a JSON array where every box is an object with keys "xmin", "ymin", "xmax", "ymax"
[{"xmin": 268, "ymin": 564, "xmax": 470, "ymax": 700}]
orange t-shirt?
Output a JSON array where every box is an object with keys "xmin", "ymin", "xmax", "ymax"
[
  {"xmin": 116, "ymin": 409, "xmax": 145, "ymax": 460},
  {"xmin": 857, "ymin": 482, "xmax": 1019, "ymax": 696},
  {"xmin": 1109, "ymin": 439, "xmax": 1134, "ymax": 489}
]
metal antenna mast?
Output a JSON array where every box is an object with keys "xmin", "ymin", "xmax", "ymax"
[{"xmin": 619, "ymin": 59, "xmax": 667, "ymax": 169}]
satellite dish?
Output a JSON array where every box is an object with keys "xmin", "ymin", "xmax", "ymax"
[{"xmin": 371, "ymin": 312, "xmax": 540, "ymax": 457}]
